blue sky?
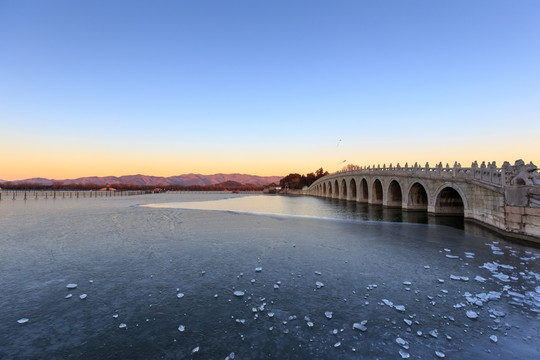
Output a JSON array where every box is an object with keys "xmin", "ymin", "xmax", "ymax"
[{"xmin": 1, "ymin": 1, "xmax": 539, "ymax": 180}]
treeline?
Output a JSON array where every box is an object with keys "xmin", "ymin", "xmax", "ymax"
[
  {"xmin": 279, "ymin": 167, "xmax": 329, "ymax": 190},
  {"xmin": 0, "ymin": 182, "xmax": 264, "ymax": 192}
]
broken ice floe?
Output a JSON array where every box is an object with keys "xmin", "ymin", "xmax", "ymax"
[
  {"xmin": 429, "ymin": 330, "xmax": 438, "ymax": 338},
  {"xmin": 119, "ymin": 323, "xmax": 127, "ymax": 329},
  {"xmin": 17, "ymin": 318, "xmax": 29, "ymax": 324},
  {"xmin": 316, "ymin": 281, "xmax": 324, "ymax": 289},
  {"xmin": 66, "ymin": 283, "xmax": 77, "ymax": 289},
  {"xmin": 435, "ymin": 351, "xmax": 445, "ymax": 358},
  {"xmin": 235, "ymin": 319, "xmax": 246, "ymax": 324},
  {"xmin": 396, "ymin": 337, "xmax": 409, "ymax": 349},
  {"xmin": 382, "ymin": 299, "xmax": 393, "ymax": 307},
  {"xmin": 255, "ymin": 267, "xmax": 262, "ymax": 272},
  {"xmin": 325, "ymin": 311, "xmax": 333, "ymax": 319},
  {"xmin": 176, "ymin": 293, "xmax": 185, "ymax": 299},
  {"xmin": 65, "ymin": 294, "xmax": 72, "ymax": 299},
  {"xmin": 178, "ymin": 324, "xmax": 185, "ymax": 332},
  {"xmin": 490, "ymin": 335, "xmax": 498, "ymax": 343},
  {"xmin": 307, "ymin": 321, "xmax": 314, "ymax": 328},
  {"xmin": 334, "ymin": 341, "xmax": 341, "ymax": 348},
  {"xmin": 445, "ymin": 255, "xmax": 459, "ymax": 259},
  {"xmin": 466, "ymin": 310, "xmax": 478, "ymax": 319},
  {"xmin": 233, "ymin": 291, "xmax": 245, "ymax": 297},
  {"xmin": 192, "ymin": 346, "xmax": 199, "ymax": 354},
  {"xmin": 399, "ymin": 349, "xmax": 410, "ymax": 358},
  {"xmin": 352, "ymin": 320, "xmax": 368, "ymax": 332},
  {"xmin": 404, "ymin": 319, "xmax": 412, "ymax": 326},
  {"xmin": 314, "ymin": 271, "xmax": 322, "ymax": 276},
  {"xmin": 402, "ymin": 281, "xmax": 412, "ymax": 286},
  {"xmin": 80, "ymin": 294, "xmax": 87, "ymax": 300},
  {"xmin": 475, "ymin": 275, "xmax": 487, "ymax": 283},
  {"xmin": 394, "ymin": 305, "xmax": 406, "ymax": 312}
]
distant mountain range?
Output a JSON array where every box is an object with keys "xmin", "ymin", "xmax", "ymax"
[{"xmin": 2, "ymin": 173, "xmax": 282, "ymax": 187}]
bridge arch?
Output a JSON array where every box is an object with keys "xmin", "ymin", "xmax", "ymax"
[
  {"xmin": 327, "ymin": 182, "xmax": 332, "ymax": 197},
  {"xmin": 371, "ymin": 178, "xmax": 383, "ymax": 204},
  {"xmin": 386, "ymin": 179, "xmax": 403, "ymax": 207},
  {"xmin": 406, "ymin": 181, "xmax": 429, "ymax": 211},
  {"xmin": 322, "ymin": 183, "xmax": 327, "ymax": 197},
  {"xmin": 334, "ymin": 180, "xmax": 339, "ymax": 198},
  {"xmin": 433, "ymin": 183, "xmax": 467, "ymax": 215},
  {"xmin": 349, "ymin": 178, "xmax": 357, "ymax": 201},
  {"xmin": 341, "ymin": 179, "xmax": 347, "ymax": 199},
  {"xmin": 359, "ymin": 178, "xmax": 368, "ymax": 202}
]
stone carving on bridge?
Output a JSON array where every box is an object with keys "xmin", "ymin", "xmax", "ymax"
[{"xmin": 502, "ymin": 160, "xmax": 539, "ymax": 186}]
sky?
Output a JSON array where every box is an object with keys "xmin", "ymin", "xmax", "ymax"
[{"xmin": 1, "ymin": 0, "xmax": 539, "ymax": 181}]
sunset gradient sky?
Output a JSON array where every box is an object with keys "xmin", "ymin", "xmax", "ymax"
[{"xmin": 1, "ymin": 1, "xmax": 539, "ymax": 181}]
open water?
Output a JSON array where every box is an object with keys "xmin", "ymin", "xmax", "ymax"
[{"xmin": 0, "ymin": 193, "xmax": 538, "ymax": 359}]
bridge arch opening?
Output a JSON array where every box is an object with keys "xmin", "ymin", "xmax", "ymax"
[
  {"xmin": 387, "ymin": 180, "xmax": 402, "ymax": 207},
  {"xmin": 360, "ymin": 178, "xmax": 368, "ymax": 202},
  {"xmin": 435, "ymin": 187, "xmax": 464, "ymax": 216},
  {"xmin": 372, "ymin": 179, "xmax": 383, "ymax": 204},
  {"xmin": 350, "ymin": 179, "xmax": 357, "ymax": 201},
  {"xmin": 322, "ymin": 183, "xmax": 327, "ymax": 197},
  {"xmin": 341, "ymin": 179, "xmax": 347, "ymax": 199},
  {"xmin": 327, "ymin": 182, "xmax": 332, "ymax": 197},
  {"xmin": 334, "ymin": 180, "xmax": 339, "ymax": 198},
  {"xmin": 407, "ymin": 182, "xmax": 428, "ymax": 211}
]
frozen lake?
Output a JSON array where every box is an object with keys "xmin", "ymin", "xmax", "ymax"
[{"xmin": 0, "ymin": 193, "xmax": 538, "ymax": 359}]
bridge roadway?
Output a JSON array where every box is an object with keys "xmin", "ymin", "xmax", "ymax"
[{"xmin": 307, "ymin": 160, "xmax": 540, "ymax": 242}]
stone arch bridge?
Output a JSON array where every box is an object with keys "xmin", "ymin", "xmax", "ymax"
[{"xmin": 307, "ymin": 160, "xmax": 540, "ymax": 242}]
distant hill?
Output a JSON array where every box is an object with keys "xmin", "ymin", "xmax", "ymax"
[{"xmin": 4, "ymin": 173, "xmax": 282, "ymax": 187}]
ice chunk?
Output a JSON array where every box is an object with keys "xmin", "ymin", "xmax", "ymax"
[
  {"xmin": 450, "ymin": 275, "xmax": 460, "ymax": 280},
  {"xmin": 424, "ymin": 265, "xmax": 430, "ymax": 269},
  {"xmin": 177, "ymin": 293, "xmax": 185, "ymax": 299},
  {"xmin": 399, "ymin": 350, "xmax": 410, "ymax": 358},
  {"xmin": 236, "ymin": 319, "xmax": 246, "ymax": 324},
  {"xmin": 225, "ymin": 352, "xmax": 235, "ymax": 360},
  {"xmin": 66, "ymin": 283, "xmax": 77, "ymax": 289},
  {"xmin": 178, "ymin": 324, "xmax": 185, "ymax": 332},
  {"xmin": 417, "ymin": 330, "xmax": 422, "ymax": 336},
  {"xmin": 394, "ymin": 305, "xmax": 406, "ymax": 312},
  {"xmin": 17, "ymin": 318, "xmax": 29, "ymax": 324},
  {"xmin": 352, "ymin": 320, "xmax": 368, "ymax": 331},
  {"xmin": 435, "ymin": 351, "xmax": 445, "ymax": 358},
  {"xmin": 334, "ymin": 342, "xmax": 341, "ymax": 348},
  {"xmin": 65, "ymin": 294, "xmax": 72, "ymax": 299},
  {"xmin": 255, "ymin": 267, "xmax": 262, "ymax": 272},
  {"xmin": 490, "ymin": 335, "xmax": 498, "ymax": 343},
  {"xmin": 466, "ymin": 310, "xmax": 478, "ymax": 319},
  {"xmin": 314, "ymin": 271, "xmax": 322, "ymax": 275},
  {"xmin": 268, "ymin": 312, "xmax": 274, "ymax": 318},
  {"xmin": 396, "ymin": 337, "xmax": 408, "ymax": 347},
  {"xmin": 307, "ymin": 321, "xmax": 314, "ymax": 328},
  {"xmin": 475, "ymin": 276, "xmax": 486, "ymax": 283},
  {"xmin": 429, "ymin": 330, "xmax": 438, "ymax": 338},
  {"xmin": 119, "ymin": 323, "xmax": 127, "ymax": 329},
  {"xmin": 192, "ymin": 346, "xmax": 199, "ymax": 354},
  {"xmin": 402, "ymin": 281, "xmax": 412, "ymax": 286},
  {"xmin": 316, "ymin": 281, "xmax": 324, "ymax": 289},
  {"xmin": 446, "ymin": 255, "xmax": 459, "ymax": 259},
  {"xmin": 332, "ymin": 328, "xmax": 338, "ymax": 335},
  {"xmin": 80, "ymin": 294, "xmax": 87, "ymax": 300},
  {"xmin": 382, "ymin": 299, "xmax": 393, "ymax": 307},
  {"xmin": 113, "ymin": 314, "xmax": 119, "ymax": 318},
  {"xmin": 325, "ymin": 311, "xmax": 333, "ymax": 319},
  {"xmin": 274, "ymin": 284, "xmax": 280, "ymax": 289},
  {"xmin": 233, "ymin": 291, "xmax": 245, "ymax": 297},
  {"xmin": 404, "ymin": 319, "xmax": 412, "ymax": 326}
]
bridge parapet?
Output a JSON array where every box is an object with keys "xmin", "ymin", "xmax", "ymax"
[{"xmin": 328, "ymin": 160, "xmax": 540, "ymax": 189}]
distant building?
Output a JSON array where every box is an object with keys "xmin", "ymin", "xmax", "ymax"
[{"xmin": 99, "ymin": 184, "xmax": 116, "ymax": 191}]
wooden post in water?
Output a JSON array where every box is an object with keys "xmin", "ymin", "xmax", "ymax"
[{"xmin": 24, "ymin": 192, "xmax": 27, "ymax": 200}]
